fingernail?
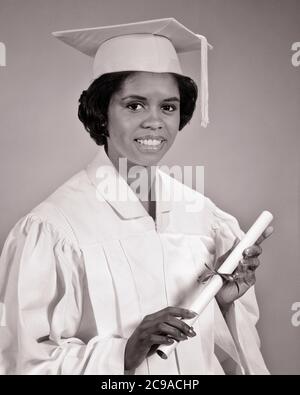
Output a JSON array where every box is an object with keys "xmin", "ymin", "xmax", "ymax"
[
  {"xmin": 180, "ymin": 333, "xmax": 188, "ymax": 340},
  {"xmin": 188, "ymin": 328, "xmax": 196, "ymax": 337},
  {"xmin": 244, "ymin": 248, "xmax": 251, "ymax": 256},
  {"xmin": 189, "ymin": 310, "xmax": 198, "ymax": 317},
  {"xmin": 167, "ymin": 338, "xmax": 174, "ymax": 344}
]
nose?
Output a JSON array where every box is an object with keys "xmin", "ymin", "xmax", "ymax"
[{"xmin": 141, "ymin": 108, "xmax": 163, "ymax": 130}]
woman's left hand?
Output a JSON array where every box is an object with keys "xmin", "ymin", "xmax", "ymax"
[{"xmin": 215, "ymin": 226, "xmax": 274, "ymax": 311}]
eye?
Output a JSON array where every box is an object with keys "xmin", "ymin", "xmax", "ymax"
[
  {"xmin": 161, "ymin": 104, "xmax": 178, "ymax": 113},
  {"xmin": 127, "ymin": 102, "xmax": 144, "ymax": 112}
]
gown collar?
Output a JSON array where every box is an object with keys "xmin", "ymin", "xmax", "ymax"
[{"xmin": 85, "ymin": 147, "xmax": 172, "ymax": 220}]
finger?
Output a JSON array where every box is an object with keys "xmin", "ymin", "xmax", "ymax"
[
  {"xmin": 145, "ymin": 307, "xmax": 197, "ymax": 321},
  {"xmin": 234, "ymin": 259, "xmax": 248, "ymax": 274},
  {"xmin": 234, "ymin": 257, "xmax": 259, "ymax": 274},
  {"xmin": 235, "ymin": 272, "xmax": 256, "ymax": 295},
  {"xmin": 163, "ymin": 316, "xmax": 196, "ymax": 338},
  {"xmin": 233, "ymin": 258, "xmax": 260, "ymax": 280},
  {"xmin": 244, "ymin": 257, "xmax": 260, "ymax": 271},
  {"xmin": 243, "ymin": 271, "xmax": 256, "ymax": 287},
  {"xmin": 156, "ymin": 322, "xmax": 189, "ymax": 342},
  {"xmin": 230, "ymin": 263, "xmax": 256, "ymax": 281},
  {"xmin": 232, "ymin": 262, "xmax": 248, "ymax": 281},
  {"xmin": 243, "ymin": 244, "xmax": 262, "ymax": 258},
  {"xmin": 148, "ymin": 334, "xmax": 175, "ymax": 346},
  {"xmin": 255, "ymin": 226, "xmax": 274, "ymax": 246}
]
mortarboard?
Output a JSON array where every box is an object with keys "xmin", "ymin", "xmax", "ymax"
[{"xmin": 52, "ymin": 18, "xmax": 212, "ymax": 127}]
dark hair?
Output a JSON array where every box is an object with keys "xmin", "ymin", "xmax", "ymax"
[{"xmin": 78, "ymin": 71, "xmax": 198, "ymax": 147}]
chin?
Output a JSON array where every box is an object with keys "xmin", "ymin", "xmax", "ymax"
[
  {"xmin": 133, "ymin": 152, "xmax": 164, "ymax": 167},
  {"xmin": 130, "ymin": 144, "xmax": 169, "ymax": 167}
]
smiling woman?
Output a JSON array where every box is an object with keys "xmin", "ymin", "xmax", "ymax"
[
  {"xmin": 107, "ymin": 72, "xmax": 180, "ymax": 167},
  {"xmin": 78, "ymin": 71, "xmax": 197, "ymax": 158},
  {"xmin": 0, "ymin": 18, "xmax": 273, "ymax": 375}
]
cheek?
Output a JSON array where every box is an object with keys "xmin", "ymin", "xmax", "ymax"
[
  {"xmin": 108, "ymin": 110, "xmax": 139, "ymax": 138},
  {"xmin": 167, "ymin": 114, "xmax": 180, "ymax": 136}
]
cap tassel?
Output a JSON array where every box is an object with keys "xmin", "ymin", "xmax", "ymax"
[{"xmin": 197, "ymin": 34, "xmax": 210, "ymax": 128}]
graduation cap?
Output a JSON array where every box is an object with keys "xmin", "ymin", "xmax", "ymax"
[{"xmin": 52, "ymin": 18, "xmax": 212, "ymax": 127}]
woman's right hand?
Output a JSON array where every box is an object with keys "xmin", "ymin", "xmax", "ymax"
[{"xmin": 124, "ymin": 307, "xmax": 198, "ymax": 371}]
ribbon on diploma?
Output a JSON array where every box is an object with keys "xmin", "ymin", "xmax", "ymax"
[{"xmin": 200, "ymin": 263, "xmax": 241, "ymax": 293}]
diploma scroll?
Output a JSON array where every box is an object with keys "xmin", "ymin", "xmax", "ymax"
[{"xmin": 156, "ymin": 210, "xmax": 273, "ymax": 360}]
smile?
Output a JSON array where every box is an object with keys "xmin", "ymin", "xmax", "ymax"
[{"xmin": 134, "ymin": 136, "xmax": 167, "ymax": 152}]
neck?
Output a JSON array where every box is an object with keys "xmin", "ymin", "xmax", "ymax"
[{"xmin": 106, "ymin": 147, "xmax": 157, "ymax": 205}]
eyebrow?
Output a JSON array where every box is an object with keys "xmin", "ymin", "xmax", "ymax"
[{"xmin": 121, "ymin": 95, "xmax": 180, "ymax": 102}]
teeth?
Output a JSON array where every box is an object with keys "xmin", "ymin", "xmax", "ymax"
[{"xmin": 136, "ymin": 139, "xmax": 164, "ymax": 146}]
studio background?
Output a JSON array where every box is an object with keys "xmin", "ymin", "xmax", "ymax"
[{"xmin": 0, "ymin": 0, "xmax": 299, "ymax": 374}]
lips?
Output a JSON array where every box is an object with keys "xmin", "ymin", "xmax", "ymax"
[
  {"xmin": 133, "ymin": 135, "xmax": 167, "ymax": 151},
  {"xmin": 134, "ymin": 134, "xmax": 166, "ymax": 141},
  {"xmin": 134, "ymin": 135, "xmax": 166, "ymax": 144}
]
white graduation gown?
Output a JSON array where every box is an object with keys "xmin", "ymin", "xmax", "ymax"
[{"xmin": 0, "ymin": 148, "xmax": 269, "ymax": 375}]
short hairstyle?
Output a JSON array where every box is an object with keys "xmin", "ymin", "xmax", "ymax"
[{"xmin": 78, "ymin": 71, "xmax": 198, "ymax": 147}]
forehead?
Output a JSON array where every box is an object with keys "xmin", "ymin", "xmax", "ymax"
[{"xmin": 118, "ymin": 72, "xmax": 179, "ymax": 96}]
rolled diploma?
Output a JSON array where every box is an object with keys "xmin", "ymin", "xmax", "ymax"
[{"xmin": 157, "ymin": 210, "xmax": 273, "ymax": 360}]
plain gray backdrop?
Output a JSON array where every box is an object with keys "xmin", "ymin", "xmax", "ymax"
[{"xmin": 0, "ymin": 0, "xmax": 299, "ymax": 374}]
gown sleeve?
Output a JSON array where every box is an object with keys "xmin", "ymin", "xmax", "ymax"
[
  {"xmin": 211, "ymin": 203, "xmax": 270, "ymax": 375},
  {"xmin": 0, "ymin": 214, "xmax": 127, "ymax": 375}
]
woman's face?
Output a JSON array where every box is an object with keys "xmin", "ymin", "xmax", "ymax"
[{"xmin": 106, "ymin": 72, "xmax": 180, "ymax": 167}]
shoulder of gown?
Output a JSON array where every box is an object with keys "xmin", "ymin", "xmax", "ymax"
[
  {"xmin": 0, "ymin": 207, "xmax": 129, "ymax": 374},
  {"xmin": 0, "ymin": 184, "xmax": 86, "ymax": 352}
]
